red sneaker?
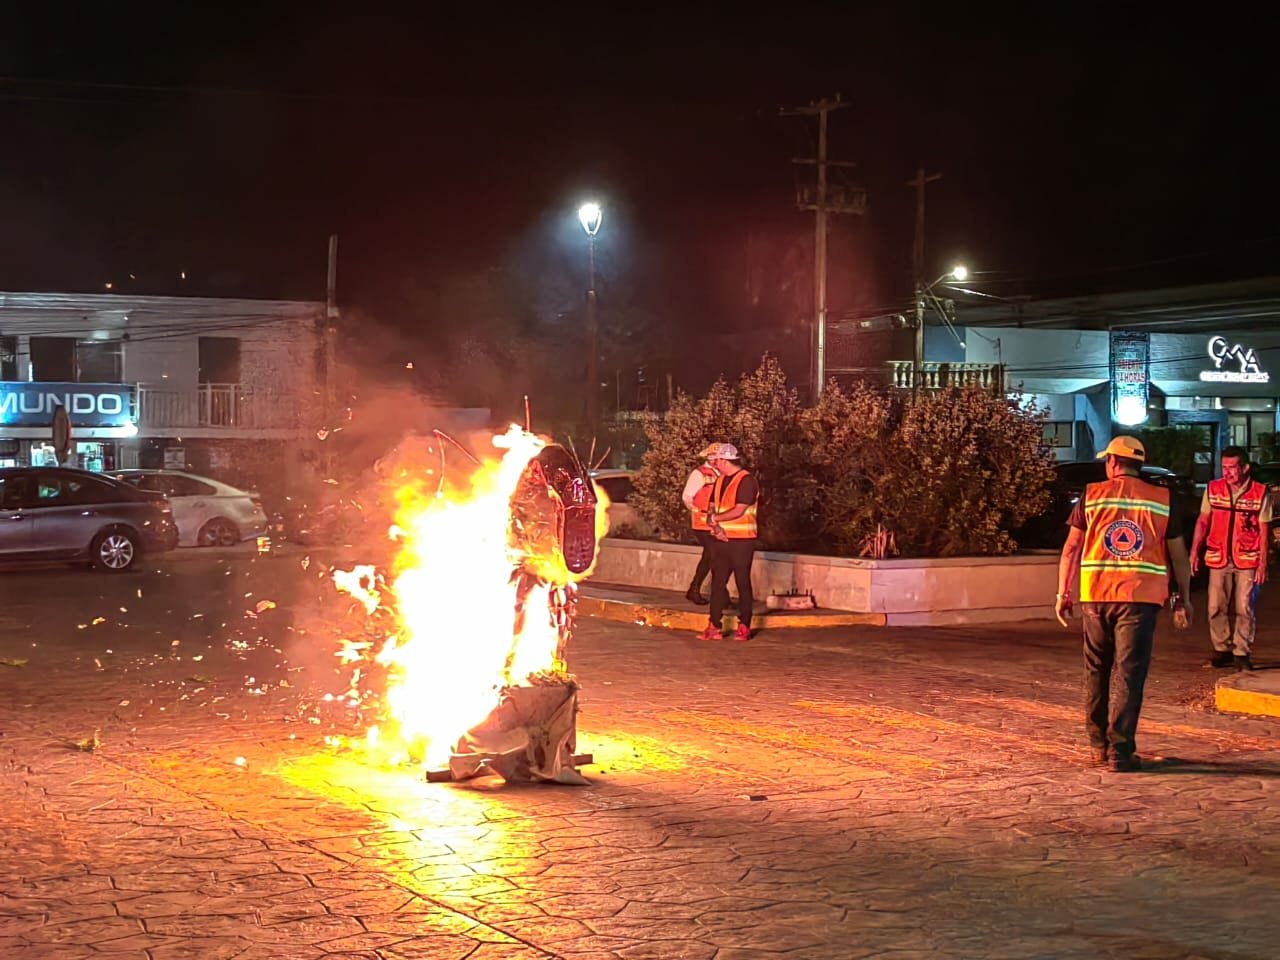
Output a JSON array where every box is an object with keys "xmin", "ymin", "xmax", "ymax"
[
  {"xmin": 696, "ymin": 624, "xmax": 723, "ymax": 642},
  {"xmin": 733, "ymin": 623, "xmax": 751, "ymax": 642}
]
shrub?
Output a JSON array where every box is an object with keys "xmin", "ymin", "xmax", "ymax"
[
  {"xmin": 630, "ymin": 357, "xmax": 1055, "ymax": 557},
  {"xmin": 1136, "ymin": 425, "xmax": 1207, "ymax": 476},
  {"xmin": 630, "ymin": 355, "xmax": 815, "ymax": 548}
]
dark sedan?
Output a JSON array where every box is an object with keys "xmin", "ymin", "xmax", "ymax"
[
  {"xmin": 0, "ymin": 467, "xmax": 177, "ymax": 571},
  {"xmin": 1015, "ymin": 460, "xmax": 1198, "ymax": 550}
]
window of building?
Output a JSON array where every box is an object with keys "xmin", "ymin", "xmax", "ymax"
[
  {"xmin": 29, "ymin": 337, "xmax": 76, "ymax": 381},
  {"xmin": 77, "ymin": 339, "xmax": 123, "ymax": 382},
  {"xmin": 199, "ymin": 337, "xmax": 241, "ymax": 383},
  {"xmin": 1042, "ymin": 422, "xmax": 1073, "ymax": 448},
  {"xmin": 1, "ymin": 335, "xmax": 17, "ymax": 380}
]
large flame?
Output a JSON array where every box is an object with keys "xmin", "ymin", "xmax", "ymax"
[{"xmin": 335, "ymin": 424, "xmax": 608, "ymax": 769}]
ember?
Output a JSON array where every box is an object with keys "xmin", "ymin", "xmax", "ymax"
[{"xmin": 333, "ymin": 425, "xmax": 607, "ymax": 783}]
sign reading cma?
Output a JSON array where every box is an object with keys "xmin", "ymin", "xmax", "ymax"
[
  {"xmin": 1201, "ymin": 337, "xmax": 1270, "ymax": 384},
  {"xmin": 0, "ymin": 382, "xmax": 135, "ymax": 427}
]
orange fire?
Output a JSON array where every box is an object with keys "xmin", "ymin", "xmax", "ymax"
[{"xmin": 334, "ymin": 424, "xmax": 609, "ymax": 769}]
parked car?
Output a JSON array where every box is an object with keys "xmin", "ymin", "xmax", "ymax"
[
  {"xmin": 1015, "ymin": 460, "xmax": 1198, "ymax": 550},
  {"xmin": 0, "ymin": 467, "xmax": 176, "ymax": 571},
  {"xmin": 113, "ymin": 470, "xmax": 268, "ymax": 547},
  {"xmin": 589, "ymin": 469, "xmax": 656, "ymax": 538}
]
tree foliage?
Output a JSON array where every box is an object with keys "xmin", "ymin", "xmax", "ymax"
[
  {"xmin": 1136, "ymin": 425, "xmax": 1207, "ymax": 476},
  {"xmin": 630, "ymin": 356, "xmax": 1056, "ymax": 557}
]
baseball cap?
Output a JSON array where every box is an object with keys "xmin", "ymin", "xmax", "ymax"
[
  {"xmin": 1096, "ymin": 436, "xmax": 1146, "ymax": 462},
  {"xmin": 701, "ymin": 442, "xmax": 740, "ymax": 461}
]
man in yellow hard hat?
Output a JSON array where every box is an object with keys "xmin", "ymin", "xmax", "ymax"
[{"xmin": 1055, "ymin": 435, "xmax": 1193, "ymax": 772}]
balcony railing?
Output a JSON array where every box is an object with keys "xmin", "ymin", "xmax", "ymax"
[
  {"xmin": 136, "ymin": 383, "xmax": 304, "ymax": 430},
  {"xmin": 887, "ymin": 361, "xmax": 1004, "ymax": 393}
]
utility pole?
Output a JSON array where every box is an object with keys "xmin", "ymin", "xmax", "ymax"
[
  {"xmin": 324, "ymin": 235, "xmax": 339, "ymax": 473},
  {"xmin": 907, "ymin": 167, "xmax": 941, "ymax": 393},
  {"xmin": 782, "ymin": 95, "xmax": 865, "ymax": 400}
]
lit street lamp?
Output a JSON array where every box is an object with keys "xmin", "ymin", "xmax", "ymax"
[
  {"xmin": 914, "ymin": 264, "xmax": 968, "ymax": 392},
  {"xmin": 578, "ymin": 202, "xmax": 603, "ymax": 431}
]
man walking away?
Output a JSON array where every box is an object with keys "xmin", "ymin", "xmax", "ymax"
[
  {"xmin": 681, "ymin": 447, "xmax": 720, "ymax": 605},
  {"xmin": 1055, "ymin": 436, "xmax": 1194, "ymax": 773},
  {"xmin": 1191, "ymin": 445, "xmax": 1270, "ymax": 672},
  {"xmin": 696, "ymin": 443, "xmax": 759, "ymax": 643}
]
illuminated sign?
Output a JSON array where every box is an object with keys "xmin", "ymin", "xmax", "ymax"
[
  {"xmin": 1201, "ymin": 336, "xmax": 1269, "ymax": 383},
  {"xmin": 1110, "ymin": 331, "xmax": 1150, "ymax": 426},
  {"xmin": 0, "ymin": 382, "xmax": 135, "ymax": 427}
]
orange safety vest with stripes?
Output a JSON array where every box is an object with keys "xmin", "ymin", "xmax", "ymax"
[
  {"xmin": 710, "ymin": 470, "xmax": 758, "ymax": 539},
  {"xmin": 1079, "ymin": 475, "xmax": 1171, "ymax": 605},
  {"xmin": 690, "ymin": 465, "xmax": 718, "ymax": 532},
  {"xmin": 1204, "ymin": 477, "xmax": 1267, "ymax": 569}
]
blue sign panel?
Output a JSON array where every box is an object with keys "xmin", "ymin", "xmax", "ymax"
[
  {"xmin": 0, "ymin": 382, "xmax": 135, "ymax": 428},
  {"xmin": 1109, "ymin": 331, "xmax": 1150, "ymax": 427}
]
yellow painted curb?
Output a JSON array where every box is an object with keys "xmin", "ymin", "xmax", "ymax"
[
  {"xmin": 1215, "ymin": 678, "xmax": 1280, "ymax": 718},
  {"xmin": 576, "ymin": 597, "xmax": 885, "ymax": 631}
]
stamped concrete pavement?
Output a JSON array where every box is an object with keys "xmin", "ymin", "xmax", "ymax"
[{"xmin": 2, "ymin": 556, "xmax": 1280, "ymax": 959}]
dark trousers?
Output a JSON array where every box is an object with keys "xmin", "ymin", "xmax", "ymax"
[
  {"xmin": 689, "ymin": 529, "xmax": 714, "ymax": 592},
  {"xmin": 710, "ymin": 537, "xmax": 757, "ymax": 629},
  {"xmin": 1081, "ymin": 602, "xmax": 1160, "ymax": 761}
]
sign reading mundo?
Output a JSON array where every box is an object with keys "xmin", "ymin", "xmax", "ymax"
[{"xmin": 0, "ymin": 382, "xmax": 135, "ymax": 428}]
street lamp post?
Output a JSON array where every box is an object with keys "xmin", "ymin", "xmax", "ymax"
[
  {"xmin": 913, "ymin": 264, "xmax": 968, "ymax": 394},
  {"xmin": 578, "ymin": 202, "xmax": 603, "ymax": 432}
]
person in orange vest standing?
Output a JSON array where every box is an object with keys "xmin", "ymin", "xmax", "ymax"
[
  {"xmin": 680, "ymin": 447, "xmax": 721, "ymax": 605},
  {"xmin": 1190, "ymin": 445, "xmax": 1271, "ymax": 671},
  {"xmin": 1055, "ymin": 436, "xmax": 1193, "ymax": 772},
  {"xmin": 696, "ymin": 443, "xmax": 759, "ymax": 643}
]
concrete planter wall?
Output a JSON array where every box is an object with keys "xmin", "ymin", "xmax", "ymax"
[{"xmin": 592, "ymin": 538, "xmax": 1061, "ymax": 626}]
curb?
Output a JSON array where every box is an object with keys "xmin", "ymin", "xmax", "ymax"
[
  {"xmin": 576, "ymin": 597, "xmax": 886, "ymax": 632},
  {"xmin": 1215, "ymin": 674, "xmax": 1280, "ymax": 718}
]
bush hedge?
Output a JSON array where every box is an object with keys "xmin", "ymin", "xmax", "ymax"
[{"xmin": 630, "ymin": 356, "xmax": 1056, "ymax": 558}]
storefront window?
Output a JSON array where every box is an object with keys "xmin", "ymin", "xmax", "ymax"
[
  {"xmin": 1042, "ymin": 422, "xmax": 1073, "ymax": 448},
  {"xmin": 77, "ymin": 339, "xmax": 123, "ymax": 382},
  {"xmin": 0, "ymin": 335, "xmax": 16, "ymax": 380},
  {"xmin": 30, "ymin": 337, "xmax": 76, "ymax": 381}
]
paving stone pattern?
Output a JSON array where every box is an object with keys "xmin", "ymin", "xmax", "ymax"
[{"xmin": 3, "ymin": 570, "xmax": 1280, "ymax": 958}]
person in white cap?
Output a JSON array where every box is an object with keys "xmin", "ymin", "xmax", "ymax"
[
  {"xmin": 680, "ymin": 445, "xmax": 721, "ymax": 605},
  {"xmin": 1055, "ymin": 435, "xmax": 1193, "ymax": 772},
  {"xmin": 696, "ymin": 442, "xmax": 759, "ymax": 642}
]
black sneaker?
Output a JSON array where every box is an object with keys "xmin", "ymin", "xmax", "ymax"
[
  {"xmin": 1235, "ymin": 655, "xmax": 1256, "ymax": 672},
  {"xmin": 685, "ymin": 587, "xmax": 708, "ymax": 606},
  {"xmin": 1108, "ymin": 755, "xmax": 1142, "ymax": 773},
  {"xmin": 1205, "ymin": 650, "xmax": 1234, "ymax": 668}
]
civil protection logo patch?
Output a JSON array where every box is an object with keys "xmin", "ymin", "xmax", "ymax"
[{"xmin": 1103, "ymin": 519, "xmax": 1144, "ymax": 558}]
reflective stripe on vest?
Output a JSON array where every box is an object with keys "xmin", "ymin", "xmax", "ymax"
[
  {"xmin": 690, "ymin": 465, "xmax": 718, "ymax": 531},
  {"xmin": 711, "ymin": 470, "xmax": 758, "ymax": 539},
  {"xmin": 1079, "ymin": 475, "xmax": 1171, "ymax": 605},
  {"xmin": 1204, "ymin": 477, "xmax": 1266, "ymax": 569}
]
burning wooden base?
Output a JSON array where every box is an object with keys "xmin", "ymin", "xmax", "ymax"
[{"xmin": 426, "ymin": 680, "xmax": 589, "ymax": 785}]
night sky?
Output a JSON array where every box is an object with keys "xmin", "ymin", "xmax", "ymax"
[{"xmin": 2, "ymin": 6, "xmax": 1275, "ymax": 371}]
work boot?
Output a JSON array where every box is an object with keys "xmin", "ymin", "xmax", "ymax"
[
  {"xmin": 696, "ymin": 623, "xmax": 723, "ymax": 642},
  {"xmin": 1235, "ymin": 654, "xmax": 1256, "ymax": 672},
  {"xmin": 1205, "ymin": 650, "xmax": 1234, "ymax": 668},
  {"xmin": 1108, "ymin": 754, "xmax": 1142, "ymax": 773},
  {"xmin": 685, "ymin": 585, "xmax": 708, "ymax": 605}
]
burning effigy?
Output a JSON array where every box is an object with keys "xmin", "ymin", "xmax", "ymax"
[{"xmin": 331, "ymin": 425, "xmax": 606, "ymax": 785}]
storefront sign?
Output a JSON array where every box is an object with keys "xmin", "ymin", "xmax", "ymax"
[
  {"xmin": 1201, "ymin": 336, "xmax": 1269, "ymax": 383},
  {"xmin": 0, "ymin": 382, "xmax": 135, "ymax": 428},
  {"xmin": 1110, "ymin": 331, "xmax": 1150, "ymax": 426}
]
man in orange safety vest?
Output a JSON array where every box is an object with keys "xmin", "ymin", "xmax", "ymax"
[{"xmin": 1191, "ymin": 445, "xmax": 1271, "ymax": 671}]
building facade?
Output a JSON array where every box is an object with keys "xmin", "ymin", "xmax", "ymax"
[
  {"xmin": 1, "ymin": 292, "xmax": 326, "ymax": 490},
  {"xmin": 924, "ymin": 278, "xmax": 1280, "ymax": 477}
]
